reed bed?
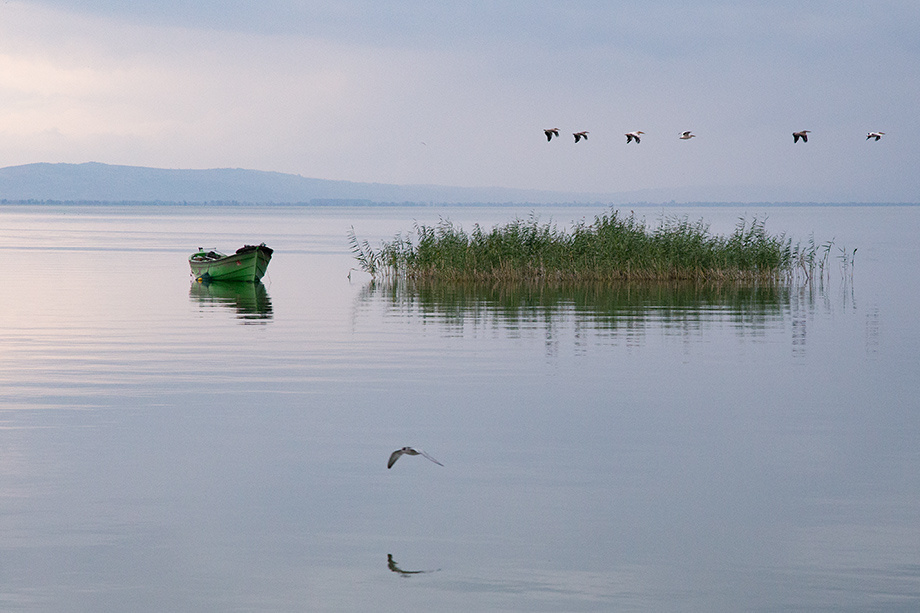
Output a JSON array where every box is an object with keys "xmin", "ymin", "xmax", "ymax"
[{"xmin": 349, "ymin": 209, "xmax": 822, "ymax": 283}]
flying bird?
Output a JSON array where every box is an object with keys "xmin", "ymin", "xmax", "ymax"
[
  {"xmin": 793, "ymin": 130, "xmax": 810, "ymax": 143},
  {"xmin": 866, "ymin": 132, "xmax": 885, "ymax": 141},
  {"xmin": 573, "ymin": 131, "xmax": 589, "ymax": 143},
  {"xmin": 544, "ymin": 128, "xmax": 559, "ymax": 141},
  {"xmin": 625, "ymin": 131, "xmax": 644, "ymax": 144},
  {"xmin": 387, "ymin": 447, "xmax": 444, "ymax": 469},
  {"xmin": 679, "ymin": 131, "xmax": 695, "ymax": 140}
]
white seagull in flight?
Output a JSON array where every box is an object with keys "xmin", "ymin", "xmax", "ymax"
[
  {"xmin": 388, "ymin": 447, "xmax": 444, "ymax": 469},
  {"xmin": 866, "ymin": 132, "xmax": 885, "ymax": 141},
  {"xmin": 679, "ymin": 131, "xmax": 695, "ymax": 140}
]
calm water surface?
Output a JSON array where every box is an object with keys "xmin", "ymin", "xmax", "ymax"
[{"xmin": 0, "ymin": 204, "xmax": 918, "ymax": 612}]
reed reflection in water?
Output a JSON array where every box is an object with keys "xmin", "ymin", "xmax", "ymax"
[{"xmin": 356, "ymin": 278, "xmax": 802, "ymax": 349}]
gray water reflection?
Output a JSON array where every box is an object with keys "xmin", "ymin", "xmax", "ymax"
[
  {"xmin": 346, "ymin": 275, "xmax": 919, "ymax": 611},
  {"xmin": 189, "ymin": 279, "xmax": 273, "ymax": 323},
  {"xmin": 1, "ymin": 204, "xmax": 914, "ymax": 611}
]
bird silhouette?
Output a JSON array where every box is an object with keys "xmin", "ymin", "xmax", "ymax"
[
  {"xmin": 625, "ymin": 131, "xmax": 645, "ymax": 144},
  {"xmin": 544, "ymin": 128, "xmax": 559, "ymax": 141},
  {"xmin": 573, "ymin": 131, "xmax": 589, "ymax": 142},
  {"xmin": 679, "ymin": 131, "xmax": 695, "ymax": 140},
  {"xmin": 387, "ymin": 447, "xmax": 444, "ymax": 469},
  {"xmin": 793, "ymin": 130, "xmax": 811, "ymax": 143},
  {"xmin": 866, "ymin": 132, "xmax": 885, "ymax": 141}
]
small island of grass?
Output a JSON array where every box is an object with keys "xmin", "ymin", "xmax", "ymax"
[{"xmin": 349, "ymin": 209, "xmax": 826, "ymax": 283}]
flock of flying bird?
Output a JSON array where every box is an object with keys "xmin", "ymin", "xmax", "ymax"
[{"xmin": 543, "ymin": 128, "xmax": 886, "ymax": 143}]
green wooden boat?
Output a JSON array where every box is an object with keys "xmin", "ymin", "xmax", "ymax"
[{"xmin": 189, "ymin": 243, "xmax": 273, "ymax": 282}]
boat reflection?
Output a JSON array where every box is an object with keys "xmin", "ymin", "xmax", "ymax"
[{"xmin": 189, "ymin": 278, "xmax": 273, "ymax": 323}]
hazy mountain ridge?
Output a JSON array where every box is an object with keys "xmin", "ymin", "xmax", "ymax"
[
  {"xmin": 0, "ymin": 162, "xmax": 600, "ymax": 204},
  {"xmin": 0, "ymin": 162, "xmax": 908, "ymax": 205}
]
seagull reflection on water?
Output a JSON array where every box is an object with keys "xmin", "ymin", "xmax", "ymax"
[
  {"xmin": 387, "ymin": 554, "xmax": 439, "ymax": 576},
  {"xmin": 387, "ymin": 447, "xmax": 444, "ymax": 469}
]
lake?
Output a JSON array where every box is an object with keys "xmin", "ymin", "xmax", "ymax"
[{"xmin": 0, "ymin": 203, "xmax": 918, "ymax": 612}]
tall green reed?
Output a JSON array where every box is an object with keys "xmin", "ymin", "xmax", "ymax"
[{"xmin": 351, "ymin": 209, "xmax": 829, "ymax": 283}]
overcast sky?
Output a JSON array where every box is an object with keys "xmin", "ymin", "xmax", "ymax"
[{"xmin": 1, "ymin": 1, "xmax": 918, "ymax": 201}]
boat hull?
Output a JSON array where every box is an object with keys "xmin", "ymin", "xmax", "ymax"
[{"xmin": 189, "ymin": 244, "xmax": 272, "ymax": 282}]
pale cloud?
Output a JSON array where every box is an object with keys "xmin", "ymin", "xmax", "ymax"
[
  {"xmin": 0, "ymin": 55, "xmax": 103, "ymax": 98},
  {"xmin": 0, "ymin": 3, "xmax": 399, "ymax": 172}
]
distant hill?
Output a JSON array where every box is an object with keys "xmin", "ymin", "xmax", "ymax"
[
  {"xmin": 0, "ymin": 162, "xmax": 606, "ymax": 205},
  {"xmin": 0, "ymin": 161, "xmax": 887, "ymax": 205}
]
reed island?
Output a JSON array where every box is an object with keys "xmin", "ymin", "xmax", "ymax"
[{"xmin": 349, "ymin": 209, "xmax": 829, "ymax": 283}]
